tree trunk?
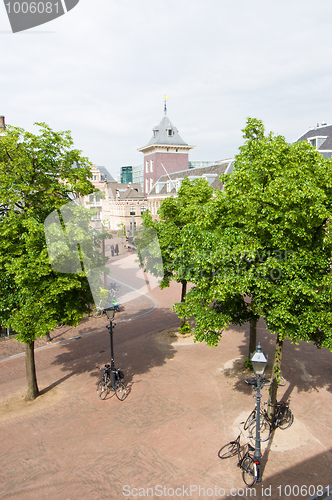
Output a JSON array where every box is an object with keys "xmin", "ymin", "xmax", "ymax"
[
  {"xmin": 249, "ymin": 318, "xmax": 257, "ymax": 359},
  {"xmin": 268, "ymin": 333, "xmax": 284, "ymax": 419},
  {"xmin": 180, "ymin": 280, "xmax": 187, "ymax": 327},
  {"xmin": 25, "ymin": 341, "xmax": 39, "ymax": 400}
]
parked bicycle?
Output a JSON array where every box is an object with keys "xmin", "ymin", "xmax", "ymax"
[
  {"xmin": 97, "ymin": 363, "xmax": 127, "ymax": 401},
  {"xmin": 218, "ymin": 423, "xmax": 258, "ymax": 487},
  {"xmin": 92, "ymin": 299, "xmax": 105, "ymax": 318},
  {"xmin": 107, "ymin": 282, "xmax": 120, "ymax": 312},
  {"xmin": 244, "ymin": 399, "xmax": 293, "ymax": 443}
]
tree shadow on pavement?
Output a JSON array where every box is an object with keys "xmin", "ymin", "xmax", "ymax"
[
  {"xmin": 222, "ymin": 317, "xmax": 332, "ymax": 398},
  {"xmin": 39, "ymin": 373, "xmax": 74, "ymax": 396},
  {"xmin": 49, "ymin": 306, "xmax": 180, "ymax": 389},
  {"xmin": 217, "ymin": 446, "xmax": 332, "ymax": 500}
]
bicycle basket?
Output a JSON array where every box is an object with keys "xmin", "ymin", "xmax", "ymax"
[{"xmin": 118, "ymin": 369, "xmax": 124, "ymax": 380}]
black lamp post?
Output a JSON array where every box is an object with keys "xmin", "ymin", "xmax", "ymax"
[
  {"xmin": 104, "ymin": 303, "xmax": 116, "ymax": 390},
  {"xmin": 250, "ymin": 342, "xmax": 268, "ymax": 482}
]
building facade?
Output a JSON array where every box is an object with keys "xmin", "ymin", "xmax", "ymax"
[
  {"xmin": 81, "ymin": 165, "xmax": 147, "ymax": 232},
  {"xmin": 132, "ymin": 165, "xmax": 144, "ymax": 192},
  {"xmin": 146, "ymin": 159, "xmax": 234, "ymax": 218},
  {"xmin": 120, "ymin": 166, "xmax": 133, "ymax": 184}
]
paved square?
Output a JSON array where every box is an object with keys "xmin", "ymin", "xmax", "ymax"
[{"xmin": 1, "ymin": 281, "xmax": 332, "ymax": 500}]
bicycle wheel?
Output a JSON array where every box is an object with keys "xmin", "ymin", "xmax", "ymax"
[
  {"xmin": 92, "ymin": 308, "xmax": 103, "ymax": 318},
  {"xmin": 115, "ymin": 381, "xmax": 127, "ymax": 401},
  {"xmin": 278, "ymin": 406, "xmax": 294, "ymax": 430},
  {"xmin": 249, "ymin": 417, "xmax": 271, "ymax": 442},
  {"xmin": 241, "ymin": 456, "xmax": 257, "ymax": 487},
  {"xmin": 97, "ymin": 381, "xmax": 108, "ymax": 399},
  {"xmin": 218, "ymin": 441, "xmax": 239, "ymax": 459},
  {"xmin": 244, "ymin": 410, "xmax": 256, "ymax": 430}
]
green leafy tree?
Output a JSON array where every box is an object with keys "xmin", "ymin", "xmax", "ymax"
[
  {"xmin": 174, "ymin": 118, "xmax": 332, "ymax": 409},
  {"xmin": 137, "ymin": 177, "xmax": 214, "ymax": 329},
  {"xmin": 0, "ymin": 123, "xmax": 104, "ymax": 400}
]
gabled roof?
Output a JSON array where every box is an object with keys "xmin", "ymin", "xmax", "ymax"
[
  {"xmin": 97, "ymin": 166, "xmax": 115, "ymax": 182},
  {"xmin": 296, "ymin": 124, "xmax": 332, "ymax": 151},
  {"xmin": 148, "ymin": 160, "xmax": 233, "ymax": 196},
  {"xmin": 107, "ymin": 182, "xmax": 144, "ymax": 200}
]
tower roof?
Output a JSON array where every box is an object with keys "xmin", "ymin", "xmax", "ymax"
[{"xmin": 146, "ymin": 115, "xmax": 188, "ymax": 146}]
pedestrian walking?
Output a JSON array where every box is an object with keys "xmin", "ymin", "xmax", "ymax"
[
  {"xmin": 110, "ymin": 244, "xmax": 114, "ymax": 257},
  {"xmin": 115, "ymin": 243, "xmax": 119, "ymax": 256}
]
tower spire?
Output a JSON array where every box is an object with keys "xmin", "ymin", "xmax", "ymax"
[{"xmin": 164, "ymin": 94, "xmax": 169, "ymax": 115}]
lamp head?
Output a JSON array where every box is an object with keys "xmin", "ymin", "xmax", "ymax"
[
  {"xmin": 104, "ymin": 304, "xmax": 116, "ymax": 320},
  {"xmin": 250, "ymin": 343, "xmax": 268, "ymax": 377}
]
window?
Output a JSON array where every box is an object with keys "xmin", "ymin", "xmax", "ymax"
[
  {"xmin": 150, "ymin": 159, "xmax": 153, "ymax": 172},
  {"xmin": 167, "ymin": 129, "xmax": 173, "ymax": 136},
  {"xmin": 91, "ymin": 208, "xmax": 101, "ymax": 219},
  {"xmin": 150, "ymin": 178, "xmax": 154, "ymax": 190},
  {"xmin": 92, "ymin": 175, "xmax": 97, "ymax": 181},
  {"xmin": 141, "ymin": 205, "xmax": 147, "ymax": 214},
  {"xmin": 308, "ymin": 136, "xmax": 327, "ymax": 148},
  {"xmin": 146, "ymin": 160, "xmax": 149, "ymax": 173},
  {"xmin": 130, "ymin": 206, "xmax": 136, "ymax": 215},
  {"xmin": 145, "ymin": 178, "xmax": 149, "ymax": 193},
  {"xmin": 89, "ymin": 194, "xmax": 94, "ymax": 203}
]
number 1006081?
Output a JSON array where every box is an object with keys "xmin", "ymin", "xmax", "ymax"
[
  {"xmin": 277, "ymin": 484, "xmax": 330, "ymax": 497},
  {"xmin": 5, "ymin": 2, "xmax": 60, "ymax": 14}
]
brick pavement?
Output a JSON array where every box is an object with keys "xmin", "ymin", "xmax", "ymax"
[{"xmin": 0, "ymin": 281, "xmax": 332, "ymax": 500}]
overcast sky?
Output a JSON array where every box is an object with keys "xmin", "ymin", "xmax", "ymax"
[{"xmin": 1, "ymin": 0, "xmax": 332, "ymax": 178}]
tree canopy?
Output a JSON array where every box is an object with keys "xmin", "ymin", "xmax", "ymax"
[
  {"xmin": 173, "ymin": 118, "xmax": 332, "ymax": 401},
  {"xmin": 137, "ymin": 177, "xmax": 214, "ymax": 325},
  {"xmin": 0, "ymin": 123, "xmax": 103, "ymax": 399}
]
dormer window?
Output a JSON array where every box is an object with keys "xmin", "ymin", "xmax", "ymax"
[
  {"xmin": 153, "ymin": 126, "xmax": 159, "ymax": 138},
  {"xmin": 167, "ymin": 129, "xmax": 173, "ymax": 136},
  {"xmin": 308, "ymin": 137, "xmax": 327, "ymax": 148}
]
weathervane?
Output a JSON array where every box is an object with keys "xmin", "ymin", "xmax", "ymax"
[{"xmin": 164, "ymin": 94, "xmax": 169, "ymax": 115}]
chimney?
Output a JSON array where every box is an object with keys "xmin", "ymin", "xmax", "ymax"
[{"xmin": 0, "ymin": 116, "xmax": 5, "ymax": 130}]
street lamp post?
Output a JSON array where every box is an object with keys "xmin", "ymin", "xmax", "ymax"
[
  {"xmin": 104, "ymin": 304, "xmax": 116, "ymax": 390},
  {"xmin": 250, "ymin": 343, "xmax": 268, "ymax": 483}
]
